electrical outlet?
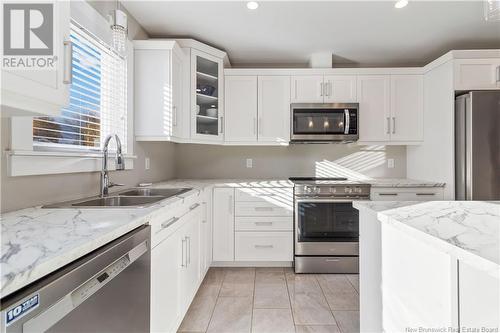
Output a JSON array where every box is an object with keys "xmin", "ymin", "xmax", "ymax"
[
  {"xmin": 145, "ymin": 157, "xmax": 150, "ymax": 170},
  {"xmin": 387, "ymin": 158, "xmax": 395, "ymax": 169},
  {"xmin": 246, "ymin": 158, "xmax": 253, "ymax": 168}
]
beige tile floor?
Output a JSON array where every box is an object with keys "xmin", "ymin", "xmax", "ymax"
[{"xmin": 177, "ymin": 267, "xmax": 359, "ymax": 333}]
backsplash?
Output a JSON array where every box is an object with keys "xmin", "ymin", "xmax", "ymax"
[{"xmin": 174, "ymin": 144, "xmax": 406, "ymax": 180}]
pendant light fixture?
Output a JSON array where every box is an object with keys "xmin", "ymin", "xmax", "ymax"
[{"xmin": 110, "ymin": 1, "xmax": 128, "ymax": 55}]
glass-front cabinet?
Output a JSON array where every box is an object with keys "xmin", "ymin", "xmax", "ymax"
[{"xmin": 190, "ymin": 49, "xmax": 224, "ymax": 142}]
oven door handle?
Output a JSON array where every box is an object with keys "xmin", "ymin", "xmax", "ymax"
[
  {"xmin": 295, "ymin": 198, "xmax": 368, "ymax": 203},
  {"xmin": 344, "ymin": 109, "xmax": 350, "ymax": 135}
]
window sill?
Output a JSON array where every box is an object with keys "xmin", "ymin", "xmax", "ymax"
[{"xmin": 6, "ymin": 150, "xmax": 137, "ymax": 177}]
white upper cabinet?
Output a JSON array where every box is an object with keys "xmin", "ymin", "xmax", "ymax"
[
  {"xmin": 358, "ymin": 75, "xmax": 423, "ymax": 143},
  {"xmin": 191, "ymin": 49, "xmax": 225, "ymax": 142},
  {"xmin": 390, "ymin": 75, "xmax": 424, "ymax": 142},
  {"xmin": 291, "ymin": 76, "xmax": 324, "ymax": 103},
  {"xmin": 291, "ymin": 75, "xmax": 357, "ymax": 103},
  {"xmin": 224, "ymin": 76, "xmax": 258, "ymax": 142},
  {"xmin": 357, "ymin": 75, "xmax": 391, "ymax": 142},
  {"xmin": 134, "ymin": 41, "xmax": 187, "ymax": 141},
  {"xmin": 324, "ymin": 75, "xmax": 357, "ymax": 102},
  {"xmin": 1, "ymin": 1, "xmax": 71, "ymax": 117},
  {"xmin": 258, "ymin": 76, "xmax": 291, "ymax": 143},
  {"xmin": 454, "ymin": 59, "xmax": 500, "ymax": 90}
]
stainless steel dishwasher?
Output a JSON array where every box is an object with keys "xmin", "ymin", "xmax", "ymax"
[{"xmin": 1, "ymin": 225, "xmax": 151, "ymax": 333}]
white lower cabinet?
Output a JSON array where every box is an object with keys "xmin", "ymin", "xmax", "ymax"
[
  {"xmin": 235, "ymin": 232, "xmax": 293, "ymax": 261},
  {"xmin": 459, "ymin": 261, "xmax": 500, "ymax": 328},
  {"xmin": 381, "ymin": 220, "xmax": 500, "ymax": 332},
  {"xmin": 151, "ymin": 228, "xmax": 181, "ymax": 333},
  {"xmin": 370, "ymin": 187, "xmax": 444, "ymax": 201},
  {"xmin": 212, "ymin": 187, "xmax": 293, "ymax": 264},
  {"xmin": 150, "ymin": 202, "xmax": 204, "ymax": 333},
  {"xmin": 212, "ymin": 188, "xmax": 235, "ymax": 261}
]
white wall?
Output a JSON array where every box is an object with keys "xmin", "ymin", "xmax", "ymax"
[{"xmin": 407, "ymin": 61, "xmax": 455, "ymax": 199}]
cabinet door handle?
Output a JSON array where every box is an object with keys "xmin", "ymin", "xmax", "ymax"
[
  {"xmin": 416, "ymin": 193, "xmax": 436, "ymax": 196},
  {"xmin": 392, "ymin": 117, "xmax": 396, "ymax": 134},
  {"xmin": 255, "ymin": 244, "xmax": 274, "ymax": 249},
  {"xmin": 255, "ymin": 222, "xmax": 273, "ymax": 226},
  {"xmin": 386, "ymin": 117, "xmax": 390, "ymax": 134},
  {"xmin": 173, "ymin": 106, "xmax": 177, "ymax": 127},
  {"xmin": 255, "ymin": 206, "xmax": 274, "ymax": 211},
  {"xmin": 181, "ymin": 238, "xmax": 186, "ymax": 267},
  {"xmin": 379, "ymin": 193, "xmax": 398, "ymax": 196},
  {"xmin": 187, "ymin": 236, "xmax": 191, "ymax": 265},
  {"xmin": 63, "ymin": 40, "xmax": 73, "ymax": 84},
  {"xmin": 161, "ymin": 216, "xmax": 179, "ymax": 229},
  {"xmin": 228, "ymin": 195, "xmax": 233, "ymax": 214},
  {"xmin": 220, "ymin": 116, "xmax": 224, "ymax": 134},
  {"xmin": 496, "ymin": 66, "xmax": 500, "ymax": 83},
  {"xmin": 326, "ymin": 81, "xmax": 331, "ymax": 97},
  {"xmin": 253, "ymin": 117, "xmax": 257, "ymax": 135},
  {"xmin": 258, "ymin": 117, "xmax": 262, "ymax": 135},
  {"xmin": 189, "ymin": 203, "xmax": 200, "ymax": 211},
  {"xmin": 320, "ymin": 82, "xmax": 324, "ymax": 97}
]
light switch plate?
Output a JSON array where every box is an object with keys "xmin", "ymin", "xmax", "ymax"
[
  {"xmin": 145, "ymin": 157, "xmax": 150, "ymax": 170},
  {"xmin": 387, "ymin": 158, "xmax": 395, "ymax": 169},
  {"xmin": 246, "ymin": 158, "xmax": 253, "ymax": 168}
]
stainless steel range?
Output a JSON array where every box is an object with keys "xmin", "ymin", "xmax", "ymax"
[{"xmin": 290, "ymin": 177, "xmax": 370, "ymax": 273}]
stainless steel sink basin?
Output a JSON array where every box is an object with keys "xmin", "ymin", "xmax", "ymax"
[
  {"xmin": 42, "ymin": 187, "xmax": 193, "ymax": 208},
  {"xmin": 71, "ymin": 196, "xmax": 165, "ymax": 207},
  {"xmin": 118, "ymin": 188, "xmax": 192, "ymax": 197}
]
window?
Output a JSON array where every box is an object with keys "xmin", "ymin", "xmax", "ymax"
[{"xmin": 33, "ymin": 23, "xmax": 128, "ymax": 153}]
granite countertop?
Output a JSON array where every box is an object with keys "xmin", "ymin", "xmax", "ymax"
[{"xmin": 355, "ymin": 201, "xmax": 500, "ymax": 278}]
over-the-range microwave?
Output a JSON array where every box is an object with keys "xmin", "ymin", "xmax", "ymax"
[{"xmin": 290, "ymin": 103, "xmax": 359, "ymax": 143}]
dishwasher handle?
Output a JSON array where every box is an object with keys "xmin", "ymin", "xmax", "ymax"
[{"xmin": 22, "ymin": 240, "xmax": 149, "ymax": 333}]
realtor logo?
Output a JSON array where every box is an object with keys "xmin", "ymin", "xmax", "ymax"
[{"xmin": 2, "ymin": 2, "xmax": 56, "ymax": 69}]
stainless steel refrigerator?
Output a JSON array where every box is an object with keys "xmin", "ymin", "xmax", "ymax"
[{"xmin": 455, "ymin": 91, "xmax": 500, "ymax": 200}]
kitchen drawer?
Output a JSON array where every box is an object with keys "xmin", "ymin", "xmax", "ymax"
[
  {"xmin": 235, "ymin": 232, "xmax": 293, "ymax": 261},
  {"xmin": 235, "ymin": 187, "xmax": 293, "ymax": 203},
  {"xmin": 235, "ymin": 201, "xmax": 292, "ymax": 217},
  {"xmin": 235, "ymin": 216, "xmax": 292, "ymax": 231},
  {"xmin": 150, "ymin": 200, "xmax": 201, "ymax": 247},
  {"xmin": 370, "ymin": 188, "xmax": 444, "ymax": 201}
]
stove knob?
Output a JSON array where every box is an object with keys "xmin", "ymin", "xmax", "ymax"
[
  {"xmin": 355, "ymin": 187, "xmax": 362, "ymax": 193},
  {"xmin": 344, "ymin": 187, "xmax": 353, "ymax": 194},
  {"xmin": 314, "ymin": 187, "xmax": 321, "ymax": 194}
]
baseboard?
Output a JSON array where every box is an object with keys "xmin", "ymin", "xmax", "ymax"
[{"xmin": 211, "ymin": 261, "xmax": 293, "ymax": 267}]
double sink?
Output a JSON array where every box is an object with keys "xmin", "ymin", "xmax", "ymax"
[{"xmin": 44, "ymin": 188, "xmax": 192, "ymax": 208}]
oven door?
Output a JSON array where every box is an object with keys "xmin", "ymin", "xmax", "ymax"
[
  {"xmin": 290, "ymin": 104, "xmax": 358, "ymax": 142},
  {"xmin": 295, "ymin": 198, "xmax": 360, "ymax": 256}
]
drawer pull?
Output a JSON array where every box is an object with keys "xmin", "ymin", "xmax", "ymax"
[
  {"xmin": 416, "ymin": 193, "xmax": 436, "ymax": 196},
  {"xmin": 255, "ymin": 222, "xmax": 273, "ymax": 226},
  {"xmin": 379, "ymin": 193, "xmax": 398, "ymax": 196},
  {"xmin": 254, "ymin": 207, "xmax": 274, "ymax": 211},
  {"xmin": 161, "ymin": 216, "xmax": 179, "ymax": 229},
  {"xmin": 189, "ymin": 203, "xmax": 200, "ymax": 210},
  {"xmin": 254, "ymin": 244, "xmax": 274, "ymax": 249}
]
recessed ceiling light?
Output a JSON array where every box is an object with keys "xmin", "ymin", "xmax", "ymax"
[
  {"xmin": 394, "ymin": 0, "xmax": 408, "ymax": 9},
  {"xmin": 247, "ymin": 1, "xmax": 259, "ymax": 10}
]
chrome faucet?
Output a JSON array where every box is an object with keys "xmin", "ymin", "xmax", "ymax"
[{"xmin": 100, "ymin": 134, "xmax": 125, "ymax": 197}]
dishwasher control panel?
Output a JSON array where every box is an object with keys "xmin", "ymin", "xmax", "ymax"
[{"xmin": 71, "ymin": 256, "xmax": 130, "ymax": 306}]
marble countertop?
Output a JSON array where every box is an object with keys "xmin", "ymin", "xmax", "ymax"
[
  {"xmin": 0, "ymin": 177, "xmax": 446, "ymax": 298},
  {"xmin": 356, "ymin": 201, "xmax": 500, "ymax": 277},
  {"xmin": 366, "ymin": 178, "xmax": 445, "ymax": 188},
  {"xmin": 353, "ymin": 200, "xmax": 420, "ymax": 213}
]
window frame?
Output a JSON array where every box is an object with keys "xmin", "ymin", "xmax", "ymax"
[{"xmin": 7, "ymin": 1, "xmax": 135, "ymax": 177}]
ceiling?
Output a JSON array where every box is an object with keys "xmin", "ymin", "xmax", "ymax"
[{"xmin": 122, "ymin": 1, "xmax": 500, "ymax": 67}]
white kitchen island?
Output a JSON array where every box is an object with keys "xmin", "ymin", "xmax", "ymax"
[{"xmin": 354, "ymin": 201, "xmax": 500, "ymax": 333}]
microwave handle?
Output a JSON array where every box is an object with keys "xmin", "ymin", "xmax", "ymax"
[{"xmin": 344, "ymin": 109, "xmax": 350, "ymax": 135}]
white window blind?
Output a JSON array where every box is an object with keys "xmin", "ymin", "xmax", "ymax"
[{"xmin": 33, "ymin": 23, "xmax": 127, "ymax": 153}]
